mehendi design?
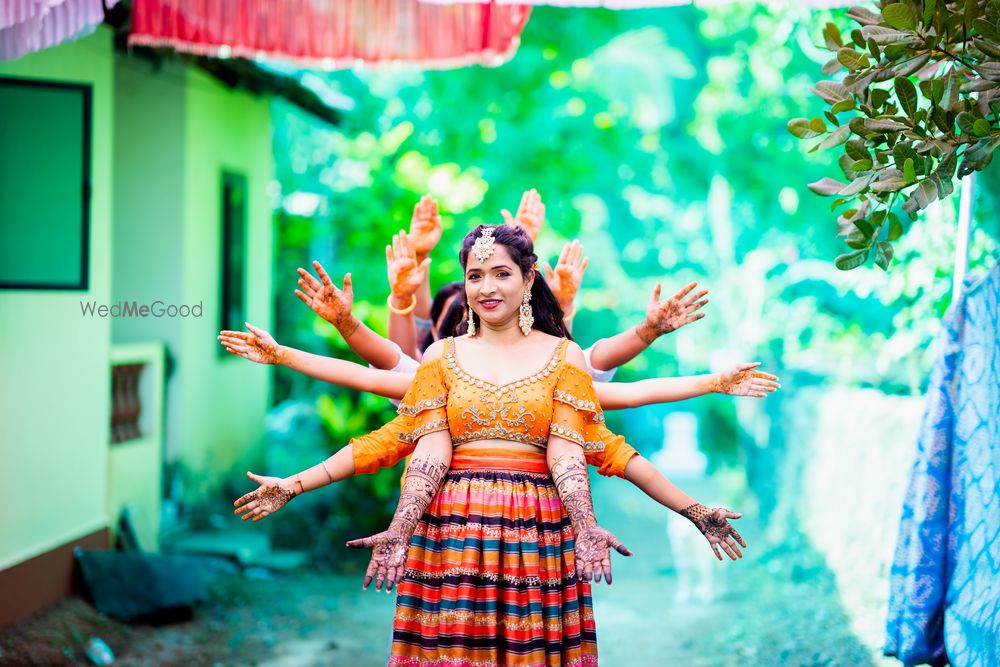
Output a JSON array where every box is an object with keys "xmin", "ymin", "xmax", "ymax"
[
  {"xmin": 551, "ymin": 455, "xmax": 630, "ymax": 584},
  {"xmin": 348, "ymin": 454, "xmax": 449, "ymax": 591},
  {"xmin": 635, "ymin": 281, "xmax": 710, "ymax": 343},
  {"xmin": 712, "ymin": 364, "xmax": 781, "ymax": 398},
  {"xmin": 680, "ymin": 502, "xmax": 747, "ymax": 561}
]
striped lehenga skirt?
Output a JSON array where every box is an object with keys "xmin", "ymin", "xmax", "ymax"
[{"xmin": 389, "ymin": 449, "xmax": 598, "ymax": 667}]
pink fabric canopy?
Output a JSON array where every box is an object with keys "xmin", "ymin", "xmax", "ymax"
[
  {"xmin": 128, "ymin": 0, "xmax": 532, "ymax": 70},
  {"xmin": 0, "ymin": 0, "xmax": 120, "ymax": 61},
  {"xmin": 417, "ymin": 0, "xmax": 854, "ymax": 7}
]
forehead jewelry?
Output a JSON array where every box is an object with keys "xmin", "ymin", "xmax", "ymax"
[{"xmin": 472, "ymin": 227, "xmax": 496, "ymax": 263}]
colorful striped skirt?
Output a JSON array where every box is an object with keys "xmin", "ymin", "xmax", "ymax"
[{"xmin": 389, "ymin": 449, "xmax": 597, "ymax": 667}]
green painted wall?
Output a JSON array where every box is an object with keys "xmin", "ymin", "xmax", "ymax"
[
  {"xmin": 0, "ymin": 29, "xmax": 114, "ymax": 570},
  {"xmin": 177, "ymin": 67, "xmax": 273, "ymax": 501}
]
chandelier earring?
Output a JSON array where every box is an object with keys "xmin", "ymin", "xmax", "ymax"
[
  {"xmin": 519, "ymin": 290, "xmax": 534, "ymax": 336},
  {"xmin": 467, "ymin": 303, "xmax": 477, "ymax": 337}
]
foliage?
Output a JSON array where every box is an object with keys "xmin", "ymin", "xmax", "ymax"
[{"xmin": 789, "ymin": 0, "xmax": 1000, "ymax": 271}]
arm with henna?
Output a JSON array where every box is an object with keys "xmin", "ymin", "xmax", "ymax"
[
  {"xmin": 346, "ymin": 431, "xmax": 452, "ymax": 592},
  {"xmin": 587, "ymin": 281, "xmax": 709, "ymax": 373},
  {"xmin": 548, "ymin": 438, "xmax": 632, "ymax": 585},
  {"xmin": 594, "ymin": 362, "xmax": 780, "ymax": 410}
]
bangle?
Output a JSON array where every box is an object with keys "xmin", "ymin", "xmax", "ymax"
[
  {"xmin": 320, "ymin": 459, "xmax": 334, "ymax": 484},
  {"xmin": 387, "ymin": 293, "xmax": 417, "ymax": 316},
  {"xmin": 293, "ymin": 474, "xmax": 305, "ymax": 496}
]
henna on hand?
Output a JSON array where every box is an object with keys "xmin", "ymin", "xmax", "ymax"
[
  {"xmin": 635, "ymin": 282, "xmax": 709, "ymax": 344},
  {"xmin": 713, "ymin": 363, "xmax": 781, "ymax": 398},
  {"xmin": 386, "ymin": 231, "xmax": 431, "ymax": 302},
  {"xmin": 680, "ymin": 502, "xmax": 747, "ymax": 561},
  {"xmin": 543, "ymin": 240, "xmax": 588, "ymax": 310},
  {"xmin": 551, "ymin": 455, "xmax": 631, "ymax": 585},
  {"xmin": 501, "ymin": 188, "xmax": 545, "ymax": 242},
  {"xmin": 294, "ymin": 261, "xmax": 359, "ymax": 337},
  {"xmin": 233, "ymin": 472, "xmax": 296, "ymax": 522},
  {"xmin": 408, "ymin": 195, "xmax": 442, "ymax": 258},
  {"xmin": 347, "ymin": 454, "xmax": 448, "ymax": 591},
  {"xmin": 218, "ymin": 323, "xmax": 281, "ymax": 364}
]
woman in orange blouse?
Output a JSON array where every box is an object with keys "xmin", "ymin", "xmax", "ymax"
[{"xmin": 227, "ymin": 225, "xmax": 749, "ymax": 667}]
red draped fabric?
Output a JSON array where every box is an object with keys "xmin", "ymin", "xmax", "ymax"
[{"xmin": 128, "ymin": 0, "xmax": 532, "ymax": 69}]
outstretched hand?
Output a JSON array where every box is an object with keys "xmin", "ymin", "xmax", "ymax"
[
  {"xmin": 233, "ymin": 471, "xmax": 297, "ymax": 522},
  {"xmin": 408, "ymin": 195, "xmax": 442, "ymax": 258},
  {"xmin": 386, "ymin": 231, "xmax": 432, "ymax": 304},
  {"xmin": 635, "ymin": 282, "xmax": 709, "ymax": 344},
  {"xmin": 501, "ymin": 188, "xmax": 545, "ymax": 242},
  {"xmin": 715, "ymin": 363, "xmax": 780, "ymax": 397},
  {"xmin": 680, "ymin": 503, "xmax": 747, "ymax": 561},
  {"xmin": 218, "ymin": 323, "xmax": 281, "ymax": 364},
  {"xmin": 543, "ymin": 240, "xmax": 588, "ymax": 311},
  {"xmin": 574, "ymin": 525, "xmax": 632, "ymax": 585},
  {"xmin": 346, "ymin": 529, "xmax": 410, "ymax": 592},
  {"xmin": 295, "ymin": 260, "xmax": 357, "ymax": 336}
]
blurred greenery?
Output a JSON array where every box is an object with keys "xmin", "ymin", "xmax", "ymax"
[{"xmin": 265, "ymin": 5, "xmax": 1000, "ymax": 540}]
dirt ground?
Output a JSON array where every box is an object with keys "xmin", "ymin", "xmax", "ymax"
[{"xmin": 0, "ymin": 479, "xmax": 898, "ymax": 667}]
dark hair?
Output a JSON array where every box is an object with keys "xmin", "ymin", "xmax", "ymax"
[
  {"xmin": 458, "ymin": 224, "xmax": 572, "ymax": 340},
  {"xmin": 419, "ymin": 281, "xmax": 464, "ymax": 352}
]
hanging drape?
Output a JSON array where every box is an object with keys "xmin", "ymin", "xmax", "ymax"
[
  {"xmin": 886, "ymin": 259, "xmax": 1000, "ymax": 667},
  {"xmin": 128, "ymin": 0, "xmax": 532, "ymax": 69},
  {"xmin": 416, "ymin": 0, "xmax": 855, "ymax": 8},
  {"xmin": 0, "ymin": 0, "xmax": 120, "ymax": 61}
]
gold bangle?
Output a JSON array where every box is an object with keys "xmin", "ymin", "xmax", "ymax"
[
  {"xmin": 293, "ymin": 474, "xmax": 305, "ymax": 496},
  {"xmin": 387, "ymin": 293, "xmax": 417, "ymax": 316},
  {"xmin": 320, "ymin": 459, "xmax": 334, "ymax": 484}
]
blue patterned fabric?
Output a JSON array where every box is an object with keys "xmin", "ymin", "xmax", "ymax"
[{"xmin": 886, "ymin": 259, "xmax": 1000, "ymax": 667}]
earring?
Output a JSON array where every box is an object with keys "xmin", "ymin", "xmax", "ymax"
[
  {"xmin": 519, "ymin": 290, "xmax": 534, "ymax": 336},
  {"xmin": 467, "ymin": 303, "xmax": 476, "ymax": 337}
]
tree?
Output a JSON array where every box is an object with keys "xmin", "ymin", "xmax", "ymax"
[{"xmin": 789, "ymin": 0, "xmax": 1000, "ymax": 270}]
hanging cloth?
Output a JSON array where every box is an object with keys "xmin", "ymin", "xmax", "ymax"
[
  {"xmin": 415, "ymin": 0, "xmax": 856, "ymax": 8},
  {"xmin": 128, "ymin": 0, "xmax": 531, "ymax": 70},
  {"xmin": 886, "ymin": 259, "xmax": 1000, "ymax": 667},
  {"xmin": 0, "ymin": 0, "xmax": 120, "ymax": 61}
]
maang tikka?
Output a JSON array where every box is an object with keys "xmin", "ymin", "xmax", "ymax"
[
  {"xmin": 519, "ymin": 290, "xmax": 534, "ymax": 336},
  {"xmin": 472, "ymin": 226, "xmax": 496, "ymax": 263}
]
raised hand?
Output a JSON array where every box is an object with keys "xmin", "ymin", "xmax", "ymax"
[
  {"xmin": 218, "ymin": 323, "xmax": 281, "ymax": 364},
  {"xmin": 634, "ymin": 282, "xmax": 709, "ymax": 344},
  {"xmin": 233, "ymin": 471, "xmax": 297, "ymax": 522},
  {"xmin": 714, "ymin": 363, "xmax": 780, "ymax": 397},
  {"xmin": 543, "ymin": 240, "xmax": 588, "ymax": 311},
  {"xmin": 295, "ymin": 260, "xmax": 358, "ymax": 337},
  {"xmin": 408, "ymin": 195, "xmax": 442, "ymax": 259},
  {"xmin": 573, "ymin": 525, "xmax": 632, "ymax": 585},
  {"xmin": 501, "ymin": 188, "xmax": 545, "ymax": 242},
  {"xmin": 386, "ymin": 231, "xmax": 431, "ymax": 305},
  {"xmin": 346, "ymin": 529, "xmax": 410, "ymax": 592},
  {"xmin": 680, "ymin": 503, "xmax": 747, "ymax": 561}
]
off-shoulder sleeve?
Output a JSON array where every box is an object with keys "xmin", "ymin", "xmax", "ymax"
[
  {"xmin": 395, "ymin": 358, "xmax": 450, "ymax": 445},
  {"xmin": 350, "ymin": 413, "xmax": 416, "ymax": 475},
  {"xmin": 588, "ymin": 423, "xmax": 639, "ymax": 478},
  {"xmin": 550, "ymin": 362, "xmax": 605, "ymax": 453}
]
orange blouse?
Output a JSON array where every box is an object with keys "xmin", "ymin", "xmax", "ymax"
[{"xmin": 351, "ymin": 337, "xmax": 639, "ymax": 478}]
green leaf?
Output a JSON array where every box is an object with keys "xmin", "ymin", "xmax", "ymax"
[
  {"xmin": 848, "ymin": 7, "xmax": 883, "ymax": 26},
  {"xmin": 851, "ymin": 159, "xmax": 874, "ymax": 171},
  {"xmin": 871, "ymin": 89, "xmax": 892, "ymax": 109},
  {"xmin": 902, "ymin": 178, "xmax": 939, "ymax": 212},
  {"xmin": 860, "ymin": 25, "xmax": 922, "ymax": 44},
  {"xmin": 888, "ymin": 213, "xmax": 903, "ymax": 240},
  {"xmin": 973, "ymin": 36, "xmax": 1000, "ymax": 59},
  {"xmin": 979, "ymin": 62, "xmax": 1000, "ymax": 82},
  {"xmin": 788, "ymin": 118, "xmax": 824, "ymax": 139},
  {"xmin": 835, "ymin": 248, "xmax": 871, "ymax": 270},
  {"xmin": 840, "ymin": 172, "xmax": 877, "ymax": 195},
  {"xmin": 883, "ymin": 3, "xmax": 918, "ymax": 30},
  {"xmin": 838, "ymin": 47, "xmax": 869, "ymax": 70},
  {"xmin": 823, "ymin": 22, "xmax": 844, "ymax": 50},
  {"xmin": 973, "ymin": 118, "xmax": 992, "ymax": 136},
  {"xmin": 810, "ymin": 117, "xmax": 828, "ymax": 133},
  {"xmin": 846, "ymin": 230, "xmax": 870, "ymax": 248},
  {"xmin": 922, "ymin": 0, "xmax": 936, "ymax": 26},
  {"xmin": 817, "ymin": 124, "xmax": 853, "ymax": 149},
  {"xmin": 807, "ymin": 177, "xmax": 850, "ymax": 196},
  {"xmin": 867, "ymin": 38, "xmax": 882, "ymax": 60},
  {"xmin": 851, "ymin": 29, "xmax": 866, "ymax": 48},
  {"xmin": 846, "ymin": 138, "xmax": 871, "ymax": 161},
  {"xmin": 811, "ymin": 80, "xmax": 851, "ymax": 104},
  {"xmin": 875, "ymin": 241, "xmax": 894, "ymax": 271},
  {"xmin": 957, "ymin": 111, "xmax": 978, "ymax": 134},
  {"xmin": 894, "ymin": 76, "xmax": 918, "ymax": 117},
  {"xmin": 864, "ymin": 118, "xmax": 910, "ymax": 132},
  {"xmin": 904, "ymin": 157, "xmax": 916, "ymax": 182},
  {"xmin": 854, "ymin": 217, "xmax": 876, "ymax": 238},
  {"xmin": 832, "ymin": 99, "xmax": 857, "ymax": 113},
  {"xmin": 931, "ymin": 78, "xmax": 945, "ymax": 104},
  {"xmin": 892, "ymin": 141, "xmax": 920, "ymax": 168},
  {"xmin": 871, "ymin": 176, "xmax": 908, "ymax": 192}
]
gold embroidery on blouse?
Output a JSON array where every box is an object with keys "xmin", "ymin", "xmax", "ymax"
[
  {"xmin": 553, "ymin": 389, "xmax": 600, "ymax": 414},
  {"xmin": 550, "ymin": 423, "xmax": 604, "ymax": 452},
  {"xmin": 397, "ymin": 394, "xmax": 447, "ymax": 417},
  {"xmin": 398, "ymin": 418, "xmax": 450, "ymax": 443}
]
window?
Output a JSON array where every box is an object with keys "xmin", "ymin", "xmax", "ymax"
[
  {"xmin": 219, "ymin": 170, "xmax": 247, "ymax": 345},
  {"xmin": 0, "ymin": 77, "xmax": 91, "ymax": 290}
]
